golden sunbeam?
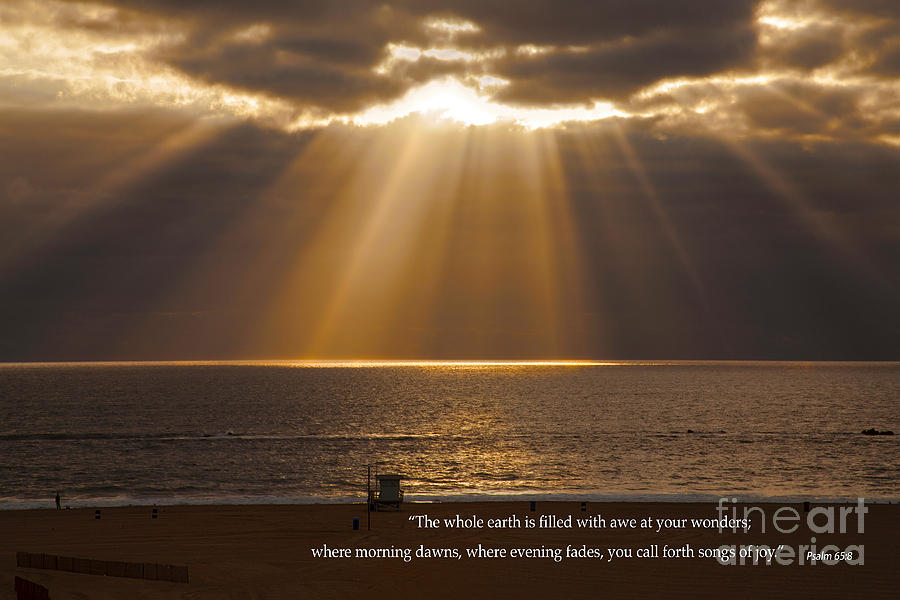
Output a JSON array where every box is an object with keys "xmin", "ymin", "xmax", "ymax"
[
  {"xmin": 430, "ymin": 125, "xmax": 504, "ymax": 356},
  {"xmin": 611, "ymin": 124, "xmax": 708, "ymax": 305},
  {"xmin": 218, "ymin": 120, "xmax": 598, "ymax": 359},
  {"xmin": 562, "ymin": 128, "xmax": 633, "ymax": 350},
  {"xmin": 303, "ymin": 125, "xmax": 432, "ymax": 355},
  {"xmin": 711, "ymin": 132, "xmax": 890, "ymax": 288},
  {"xmin": 0, "ymin": 116, "xmax": 229, "ymax": 271},
  {"xmin": 515, "ymin": 132, "xmax": 563, "ymax": 353},
  {"xmin": 240, "ymin": 128, "xmax": 383, "ymax": 354},
  {"xmin": 372, "ymin": 129, "xmax": 472, "ymax": 353},
  {"xmin": 118, "ymin": 127, "xmax": 366, "ymax": 355},
  {"xmin": 534, "ymin": 128, "xmax": 593, "ymax": 353}
]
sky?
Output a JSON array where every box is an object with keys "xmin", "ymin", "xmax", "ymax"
[{"xmin": 0, "ymin": 0, "xmax": 898, "ymax": 360}]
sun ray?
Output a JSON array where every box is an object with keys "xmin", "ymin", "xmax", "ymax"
[
  {"xmin": 374, "ymin": 128, "xmax": 472, "ymax": 354},
  {"xmin": 301, "ymin": 124, "xmax": 433, "ymax": 355},
  {"xmin": 119, "ymin": 127, "xmax": 369, "ymax": 356},
  {"xmin": 610, "ymin": 124, "xmax": 708, "ymax": 305},
  {"xmin": 710, "ymin": 133, "xmax": 890, "ymax": 288},
  {"xmin": 250, "ymin": 127, "xmax": 388, "ymax": 355},
  {"xmin": 0, "ymin": 116, "xmax": 229, "ymax": 271},
  {"xmin": 207, "ymin": 120, "xmax": 601, "ymax": 359}
]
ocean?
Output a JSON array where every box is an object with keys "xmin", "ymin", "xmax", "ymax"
[{"xmin": 1, "ymin": 361, "xmax": 897, "ymax": 508}]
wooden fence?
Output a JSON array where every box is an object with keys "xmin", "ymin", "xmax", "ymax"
[{"xmin": 16, "ymin": 552, "xmax": 188, "ymax": 583}]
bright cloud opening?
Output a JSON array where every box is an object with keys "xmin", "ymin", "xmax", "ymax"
[{"xmin": 350, "ymin": 77, "xmax": 625, "ymax": 128}]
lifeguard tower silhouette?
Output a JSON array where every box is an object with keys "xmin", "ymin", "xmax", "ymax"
[{"xmin": 368, "ymin": 473, "xmax": 405, "ymax": 511}]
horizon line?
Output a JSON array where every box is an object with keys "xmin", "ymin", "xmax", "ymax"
[{"xmin": 1, "ymin": 359, "xmax": 898, "ymax": 368}]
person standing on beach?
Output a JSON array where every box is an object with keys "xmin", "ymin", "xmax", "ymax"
[{"xmin": 55, "ymin": 491, "xmax": 60, "ymax": 510}]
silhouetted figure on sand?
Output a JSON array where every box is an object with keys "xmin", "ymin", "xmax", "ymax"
[{"xmin": 55, "ymin": 491, "xmax": 60, "ymax": 510}]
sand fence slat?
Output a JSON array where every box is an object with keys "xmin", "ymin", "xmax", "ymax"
[
  {"xmin": 157, "ymin": 563, "xmax": 175, "ymax": 581},
  {"xmin": 106, "ymin": 560, "xmax": 127, "ymax": 577},
  {"xmin": 73, "ymin": 557, "xmax": 91, "ymax": 574},
  {"xmin": 89, "ymin": 559, "xmax": 106, "ymax": 576},
  {"xmin": 173, "ymin": 565, "xmax": 189, "ymax": 583},
  {"xmin": 17, "ymin": 550, "xmax": 188, "ymax": 584},
  {"xmin": 124, "ymin": 561, "xmax": 143, "ymax": 578},
  {"xmin": 15, "ymin": 575, "xmax": 50, "ymax": 599},
  {"xmin": 57, "ymin": 555, "xmax": 73, "ymax": 572}
]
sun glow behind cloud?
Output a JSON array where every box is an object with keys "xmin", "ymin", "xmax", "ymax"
[
  {"xmin": 1, "ymin": 0, "xmax": 898, "ymax": 144},
  {"xmin": 423, "ymin": 17, "xmax": 481, "ymax": 36},
  {"xmin": 0, "ymin": 1, "xmax": 622, "ymax": 131},
  {"xmin": 349, "ymin": 77, "xmax": 625, "ymax": 128}
]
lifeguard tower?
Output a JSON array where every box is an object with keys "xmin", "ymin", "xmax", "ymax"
[{"xmin": 368, "ymin": 473, "xmax": 405, "ymax": 511}]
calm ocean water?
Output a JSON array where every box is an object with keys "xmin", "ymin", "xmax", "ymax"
[{"xmin": 1, "ymin": 361, "xmax": 897, "ymax": 508}]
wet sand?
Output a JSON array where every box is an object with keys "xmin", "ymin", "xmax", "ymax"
[{"xmin": 2, "ymin": 501, "xmax": 897, "ymax": 599}]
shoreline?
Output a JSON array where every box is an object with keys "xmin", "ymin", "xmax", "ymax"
[{"xmin": 3, "ymin": 492, "xmax": 898, "ymax": 512}]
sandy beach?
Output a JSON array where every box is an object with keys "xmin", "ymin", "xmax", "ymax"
[{"xmin": 3, "ymin": 500, "xmax": 897, "ymax": 599}]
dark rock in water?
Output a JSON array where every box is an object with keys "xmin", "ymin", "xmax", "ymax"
[
  {"xmin": 861, "ymin": 428, "xmax": 894, "ymax": 436},
  {"xmin": 686, "ymin": 429, "xmax": 694, "ymax": 433}
]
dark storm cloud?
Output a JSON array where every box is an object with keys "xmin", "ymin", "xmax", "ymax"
[
  {"xmin": 85, "ymin": 0, "xmax": 759, "ymax": 44},
  {"xmin": 45, "ymin": 0, "xmax": 420, "ymax": 112},
  {"xmin": 55, "ymin": 0, "xmax": 762, "ymax": 109},
  {"xmin": 866, "ymin": 41, "xmax": 900, "ymax": 77},
  {"xmin": 761, "ymin": 23, "xmax": 847, "ymax": 71},
  {"xmin": 276, "ymin": 37, "xmax": 379, "ymax": 65},
  {"xmin": 170, "ymin": 40, "xmax": 404, "ymax": 112},
  {"xmin": 816, "ymin": 0, "xmax": 900, "ymax": 19},
  {"xmin": 409, "ymin": 0, "xmax": 758, "ymax": 45},
  {"xmin": 493, "ymin": 26, "xmax": 757, "ymax": 104},
  {"xmin": 41, "ymin": 0, "xmax": 899, "ymax": 115},
  {"xmin": 393, "ymin": 57, "xmax": 474, "ymax": 84},
  {"xmin": 153, "ymin": 7, "xmax": 412, "ymax": 112}
]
